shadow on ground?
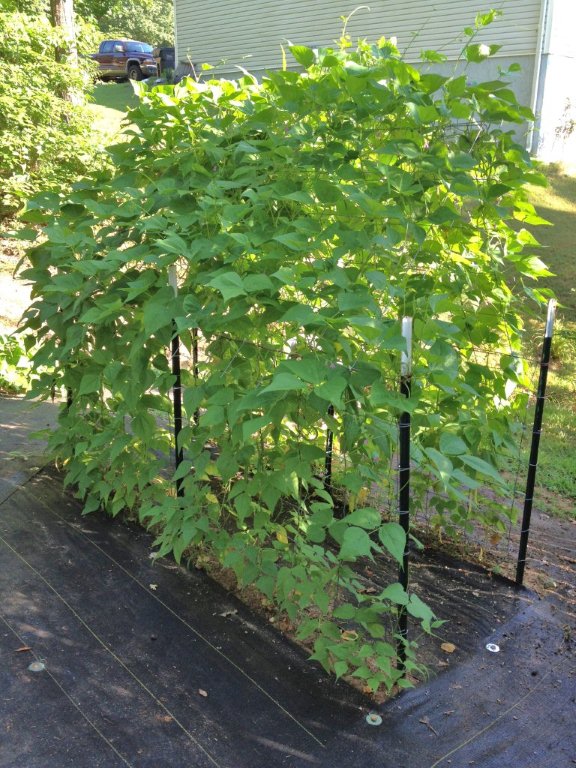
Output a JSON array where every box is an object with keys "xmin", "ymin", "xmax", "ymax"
[{"xmin": 1, "ymin": 396, "xmax": 574, "ymax": 768}]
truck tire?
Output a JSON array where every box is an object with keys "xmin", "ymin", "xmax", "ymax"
[{"xmin": 127, "ymin": 63, "xmax": 143, "ymax": 81}]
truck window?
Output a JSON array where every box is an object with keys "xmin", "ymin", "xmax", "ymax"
[
  {"xmin": 100, "ymin": 41, "xmax": 115, "ymax": 54},
  {"xmin": 126, "ymin": 43, "xmax": 154, "ymax": 54}
]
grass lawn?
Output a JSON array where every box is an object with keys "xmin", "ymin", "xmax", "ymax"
[
  {"xmin": 86, "ymin": 81, "xmax": 139, "ymax": 140},
  {"xmin": 528, "ymin": 165, "xmax": 576, "ymax": 312},
  {"xmin": 523, "ymin": 166, "xmax": 576, "ymax": 518}
]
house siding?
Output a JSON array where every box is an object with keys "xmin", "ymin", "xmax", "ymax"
[{"xmin": 174, "ymin": 0, "xmax": 541, "ymax": 77}]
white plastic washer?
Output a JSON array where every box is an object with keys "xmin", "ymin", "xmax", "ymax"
[
  {"xmin": 366, "ymin": 712, "xmax": 383, "ymax": 726},
  {"xmin": 485, "ymin": 643, "xmax": 500, "ymax": 653}
]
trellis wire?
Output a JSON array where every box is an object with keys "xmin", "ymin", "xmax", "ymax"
[
  {"xmin": 167, "ymin": 297, "xmax": 557, "ymax": 593},
  {"xmin": 515, "ymin": 299, "xmax": 556, "ymax": 588}
]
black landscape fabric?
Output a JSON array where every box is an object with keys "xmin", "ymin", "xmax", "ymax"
[{"xmin": 0, "ymin": 396, "xmax": 574, "ymax": 767}]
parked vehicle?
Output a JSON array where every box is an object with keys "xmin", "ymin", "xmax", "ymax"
[{"xmin": 91, "ymin": 39, "xmax": 158, "ymax": 81}]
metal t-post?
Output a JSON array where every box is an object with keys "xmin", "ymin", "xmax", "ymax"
[
  {"xmin": 169, "ymin": 265, "xmax": 184, "ymax": 498},
  {"xmin": 324, "ymin": 404, "xmax": 335, "ymax": 495},
  {"xmin": 515, "ymin": 299, "xmax": 556, "ymax": 588},
  {"xmin": 192, "ymin": 327, "xmax": 199, "ymax": 425},
  {"xmin": 398, "ymin": 316, "xmax": 412, "ymax": 667}
]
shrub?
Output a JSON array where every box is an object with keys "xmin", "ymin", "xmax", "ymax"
[{"xmin": 0, "ymin": 11, "xmax": 100, "ymax": 217}]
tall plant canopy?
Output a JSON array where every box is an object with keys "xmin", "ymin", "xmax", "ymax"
[{"xmin": 21, "ymin": 21, "xmax": 550, "ymax": 691}]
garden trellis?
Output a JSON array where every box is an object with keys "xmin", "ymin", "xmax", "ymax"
[
  {"xmin": 163, "ymin": 302, "xmax": 557, "ymax": 653},
  {"xmin": 21, "ymin": 23, "xmax": 554, "ymax": 691}
]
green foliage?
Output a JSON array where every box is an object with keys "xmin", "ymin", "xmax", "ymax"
[
  {"xmin": 20, "ymin": 31, "xmax": 549, "ymax": 691},
  {"xmin": 79, "ymin": 0, "xmax": 174, "ymax": 45},
  {"xmin": 0, "ymin": 332, "xmax": 33, "ymax": 393},
  {"xmin": 0, "ymin": 10, "xmax": 102, "ymax": 217},
  {"xmin": 2, "ymin": 0, "xmax": 48, "ymax": 11},
  {"xmin": 509, "ymin": 166, "xmax": 576, "ymax": 519}
]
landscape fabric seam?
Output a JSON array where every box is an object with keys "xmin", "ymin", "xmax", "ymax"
[
  {"xmin": 0, "ymin": 610, "xmax": 136, "ymax": 768},
  {"xmin": 0, "ymin": 458, "xmax": 52, "ymax": 507},
  {"xmin": 8, "ymin": 469, "xmax": 327, "ymax": 749},
  {"xmin": 0, "ymin": 530, "xmax": 223, "ymax": 768},
  {"xmin": 428, "ymin": 665, "xmax": 556, "ymax": 768}
]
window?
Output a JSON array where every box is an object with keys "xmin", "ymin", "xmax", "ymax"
[{"xmin": 126, "ymin": 43, "xmax": 154, "ymax": 54}]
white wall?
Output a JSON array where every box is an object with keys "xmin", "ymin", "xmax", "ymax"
[
  {"xmin": 544, "ymin": 0, "xmax": 576, "ymax": 58},
  {"xmin": 532, "ymin": 0, "xmax": 576, "ymax": 163}
]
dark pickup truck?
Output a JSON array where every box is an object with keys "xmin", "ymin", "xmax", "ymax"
[{"xmin": 91, "ymin": 39, "xmax": 158, "ymax": 81}]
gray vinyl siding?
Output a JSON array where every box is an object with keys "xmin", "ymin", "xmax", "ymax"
[{"xmin": 174, "ymin": 0, "xmax": 542, "ymax": 77}]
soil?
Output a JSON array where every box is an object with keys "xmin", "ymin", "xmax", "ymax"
[
  {"xmin": 409, "ymin": 498, "xmax": 576, "ymax": 624},
  {"xmin": 194, "ymin": 507, "xmax": 576, "ymax": 703}
]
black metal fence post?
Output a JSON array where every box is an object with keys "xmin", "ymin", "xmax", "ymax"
[
  {"xmin": 398, "ymin": 316, "xmax": 412, "ymax": 667},
  {"xmin": 169, "ymin": 266, "xmax": 184, "ymax": 498},
  {"xmin": 324, "ymin": 404, "xmax": 335, "ymax": 494},
  {"xmin": 515, "ymin": 300, "xmax": 556, "ymax": 588},
  {"xmin": 192, "ymin": 327, "xmax": 200, "ymax": 425}
]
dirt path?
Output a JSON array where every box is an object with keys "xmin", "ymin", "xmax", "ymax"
[
  {"xmin": 0, "ymin": 234, "xmax": 30, "ymax": 334},
  {"xmin": 0, "ymin": 271, "xmax": 30, "ymax": 334}
]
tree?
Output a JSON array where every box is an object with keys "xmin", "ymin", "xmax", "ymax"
[
  {"xmin": 2, "ymin": 0, "xmax": 47, "ymax": 11},
  {"xmin": 76, "ymin": 0, "xmax": 174, "ymax": 45},
  {"xmin": 0, "ymin": 9, "xmax": 99, "ymax": 216},
  {"xmin": 50, "ymin": 0, "xmax": 77, "ymax": 64},
  {"xmin": 50, "ymin": 0, "xmax": 80, "ymax": 104}
]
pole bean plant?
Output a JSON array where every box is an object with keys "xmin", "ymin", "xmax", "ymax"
[{"xmin": 20, "ymin": 15, "xmax": 550, "ymax": 692}]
